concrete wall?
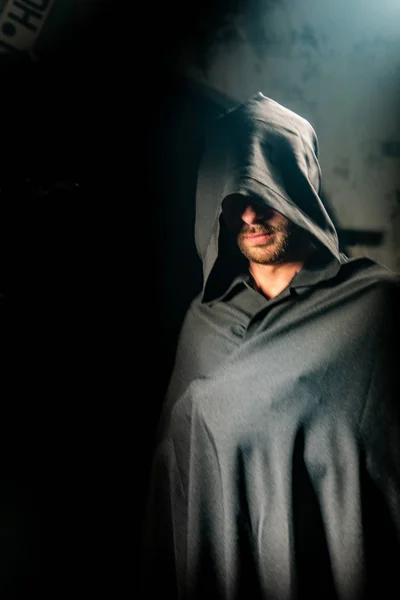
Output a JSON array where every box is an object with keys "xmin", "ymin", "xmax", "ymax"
[{"xmin": 186, "ymin": 0, "xmax": 400, "ymax": 272}]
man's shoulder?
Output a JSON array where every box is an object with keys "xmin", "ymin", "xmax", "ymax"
[{"xmin": 181, "ymin": 292, "xmax": 209, "ymax": 324}]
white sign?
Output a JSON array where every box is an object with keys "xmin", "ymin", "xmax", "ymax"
[{"xmin": 0, "ymin": 0, "xmax": 55, "ymax": 54}]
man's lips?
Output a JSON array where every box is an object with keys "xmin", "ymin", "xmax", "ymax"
[{"xmin": 244, "ymin": 232, "xmax": 273, "ymax": 244}]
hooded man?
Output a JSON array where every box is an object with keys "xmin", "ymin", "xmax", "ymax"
[{"xmin": 141, "ymin": 92, "xmax": 400, "ymax": 600}]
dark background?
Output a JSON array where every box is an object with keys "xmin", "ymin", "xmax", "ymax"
[{"xmin": 0, "ymin": 0, "xmax": 240, "ymax": 595}]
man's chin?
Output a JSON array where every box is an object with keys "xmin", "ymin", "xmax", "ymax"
[
  {"xmin": 242, "ymin": 248, "xmax": 285, "ymax": 265},
  {"xmin": 249, "ymin": 255, "xmax": 286, "ymax": 265},
  {"xmin": 240, "ymin": 238, "xmax": 274, "ymax": 254}
]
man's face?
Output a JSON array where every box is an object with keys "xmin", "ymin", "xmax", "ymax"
[{"xmin": 222, "ymin": 195, "xmax": 307, "ymax": 265}]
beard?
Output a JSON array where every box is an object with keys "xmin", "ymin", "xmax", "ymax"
[{"xmin": 237, "ymin": 220, "xmax": 308, "ymax": 265}]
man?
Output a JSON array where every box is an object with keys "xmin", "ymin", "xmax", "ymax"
[{"xmin": 141, "ymin": 93, "xmax": 400, "ymax": 600}]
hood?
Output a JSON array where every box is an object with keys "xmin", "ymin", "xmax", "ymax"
[{"xmin": 194, "ymin": 92, "xmax": 341, "ymax": 300}]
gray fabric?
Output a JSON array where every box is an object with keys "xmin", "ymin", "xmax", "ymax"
[{"xmin": 142, "ymin": 94, "xmax": 400, "ymax": 600}]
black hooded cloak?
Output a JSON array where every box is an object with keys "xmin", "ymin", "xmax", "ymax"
[{"xmin": 141, "ymin": 93, "xmax": 400, "ymax": 600}]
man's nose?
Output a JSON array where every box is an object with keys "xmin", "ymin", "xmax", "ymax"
[{"xmin": 241, "ymin": 204, "xmax": 259, "ymax": 225}]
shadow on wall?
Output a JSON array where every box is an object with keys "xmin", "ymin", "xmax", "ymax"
[{"xmin": 154, "ymin": 77, "xmax": 233, "ymax": 386}]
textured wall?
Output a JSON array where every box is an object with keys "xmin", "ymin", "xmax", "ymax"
[{"xmin": 186, "ymin": 0, "xmax": 400, "ymax": 272}]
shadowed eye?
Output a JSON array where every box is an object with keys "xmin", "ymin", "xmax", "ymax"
[
  {"xmin": 222, "ymin": 194, "xmax": 275, "ymax": 231},
  {"xmin": 221, "ymin": 194, "xmax": 248, "ymax": 230}
]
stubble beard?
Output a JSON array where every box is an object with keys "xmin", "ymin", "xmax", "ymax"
[{"xmin": 238, "ymin": 221, "xmax": 306, "ymax": 265}]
